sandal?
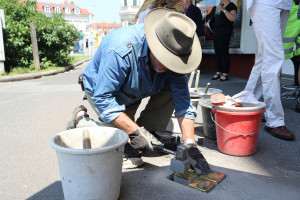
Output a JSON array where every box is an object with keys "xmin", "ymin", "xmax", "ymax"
[
  {"xmin": 218, "ymin": 73, "xmax": 229, "ymax": 81},
  {"xmin": 66, "ymin": 105, "xmax": 89, "ymax": 130},
  {"xmin": 210, "ymin": 72, "xmax": 221, "ymax": 80}
]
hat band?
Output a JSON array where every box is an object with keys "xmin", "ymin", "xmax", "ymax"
[{"xmin": 155, "ymin": 29, "xmax": 192, "ymax": 56}]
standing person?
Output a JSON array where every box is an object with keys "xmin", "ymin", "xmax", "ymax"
[
  {"xmin": 73, "ymin": 8, "xmax": 210, "ymax": 173},
  {"xmin": 244, "ymin": 0, "xmax": 295, "ymax": 140},
  {"xmin": 209, "ymin": 0, "xmax": 237, "ymax": 81},
  {"xmin": 182, "ymin": 0, "xmax": 205, "ymax": 42},
  {"xmin": 137, "ymin": 3, "xmax": 154, "ymax": 24},
  {"xmin": 282, "ymin": 0, "xmax": 300, "ymax": 113}
]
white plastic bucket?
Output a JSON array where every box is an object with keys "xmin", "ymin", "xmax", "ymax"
[
  {"xmin": 190, "ymin": 88, "xmax": 222, "ymax": 124},
  {"xmin": 199, "ymin": 99, "xmax": 216, "ymax": 139},
  {"xmin": 50, "ymin": 127, "xmax": 128, "ymax": 200}
]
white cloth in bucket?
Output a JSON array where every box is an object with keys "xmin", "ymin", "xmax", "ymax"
[
  {"xmin": 213, "ymin": 91, "xmax": 265, "ymax": 112},
  {"xmin": 232, "ymin": 91, "xmax": 259, "ymax": 104}
]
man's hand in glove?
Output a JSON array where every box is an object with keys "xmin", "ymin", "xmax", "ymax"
[
  {"xmin": 129, "ymin": 127, "xmax": 162, "ymax": 153},
  {"xmin": 187, "ymin": 143, "xmax": 211, "ymax": 174},
  {"xmin": 150, "ymin": 131, "xmax": 180, "ymax": 151}
]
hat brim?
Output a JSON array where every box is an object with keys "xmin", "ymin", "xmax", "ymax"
[{"xmin": 144, "ymin": 8, "xmax": 202, "ymax": 74}]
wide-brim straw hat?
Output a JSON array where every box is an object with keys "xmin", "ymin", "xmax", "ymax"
[{"xmin": 144, "ymin": 8, "xmax": 202, "ymax": 74}]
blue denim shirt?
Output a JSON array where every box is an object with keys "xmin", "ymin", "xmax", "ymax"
[{"xmin": 83, "ymin": 24, "xmax": 197, "ymax": 123}]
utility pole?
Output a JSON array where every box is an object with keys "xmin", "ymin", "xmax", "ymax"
[
  {"xmin": 30, "ymin": 22, "xmax": 40, "ymax": 71},
  {"xmin": 0, "ymin": 9, "xmax": 5, "ymax": 74}
]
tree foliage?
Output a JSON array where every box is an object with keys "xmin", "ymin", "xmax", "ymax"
[{"xmin": 0, "ymin": 0, "xmax": 79, "ymax": 71}]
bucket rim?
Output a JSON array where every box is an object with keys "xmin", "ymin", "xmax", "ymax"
[
  {"xmin": 189, "ymin": 88, "xmax": 222, "ymax": 97},
  {"xmin": 50, "ymin": 127, "xmax": 129, "ymax": 155},
  {"xmin": 213, "ymin": 101, "xmax": 266, "ymax": 112},
  {"xmin": 212, "ymin": 107, "xmax": 266, "ymax": 115}
]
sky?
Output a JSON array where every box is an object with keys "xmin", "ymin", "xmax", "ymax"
[{"xmin": 37, "ymin": 0, "xmax": 121, "ymax": 23}]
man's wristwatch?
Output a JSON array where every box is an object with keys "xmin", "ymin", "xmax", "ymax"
[{"xmin": 223, "ymin": 10, "xmax": 226, "ymax": 14}]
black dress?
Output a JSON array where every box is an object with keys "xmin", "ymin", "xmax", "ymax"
[{"xmin": 212, "ymin": 2, "xmax": 237, "ymax": 74}]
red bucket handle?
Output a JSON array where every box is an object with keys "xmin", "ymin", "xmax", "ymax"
[{"xmin": 210, "ymin": 111, "xmax": 259, "ymax": 137}]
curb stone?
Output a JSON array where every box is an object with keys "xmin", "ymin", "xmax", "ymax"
[{"xmin": 0, "ymin": 58, "xmax": 91, "ymax": 83}]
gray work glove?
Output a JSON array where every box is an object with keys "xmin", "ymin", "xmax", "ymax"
[
  {"xmin": 187, "ymin": 143, "xmax": 211, "ymax": 174},
  {"xmin": 151, "ymin": 131, "xmax": 180, "ymax": 151},
  {"xmin": 129, "ymin": 127, "xmax": 162, "ymax": 153}
]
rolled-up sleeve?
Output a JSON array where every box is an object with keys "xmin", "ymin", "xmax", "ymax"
[
  {"xmin": 92, "ymin": 50, "xmax": 128, "ymax": 123},
  {"xmin": 167, "ymin": 73, "xmax": 197, "ymax": 120}
]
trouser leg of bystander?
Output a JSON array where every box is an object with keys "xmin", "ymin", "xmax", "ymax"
[{"xmin": 244, "ymin": 3, "xmax": 290, "ymax": 128}]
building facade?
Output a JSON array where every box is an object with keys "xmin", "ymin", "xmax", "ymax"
[
  {"xmin": 92, "ymin": 23, "xmax": 121, "ymax": 47},
  {"xmin": 36, "ymin": 0, "xmax": 95, "ymax": 55},
  {"xmin": 119, "ymin": 0, "xmax": 145, "ymax": 26}
]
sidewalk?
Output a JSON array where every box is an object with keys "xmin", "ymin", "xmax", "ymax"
[
  {"xmin": 0, "ymin": 58, "xmax": 91, "ymax": 82},
  {"xmin": 0, "ymin": 62, "xmax": 299, "ymax": 200},
  {"xmin": 117, "ymin": 70, "xmax": 300, "ymax": 200}
]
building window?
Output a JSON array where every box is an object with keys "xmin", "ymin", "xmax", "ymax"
[
  {"xmin": 44, "ymin": 5, "xmax": 51, "ymax": 12},
  {"xmin": 64, "ymin": 7, "xmax": 71, "ymax": 14},
  {"xmin": 98, "ymin": 27, "xmax": 101, "ymax": 31},
  {"xmin": 124, "ymin": 0, "xmax": 127, "ymax": 6},
  {"xmin": 74, "ymin": 8, "xmax": 80, "ymax": 14},
  {"xmin": 133, "ymin": 0, "xmax": 136, "ymax": 6},
  {"xmin": 54, "ymin": 6, "xmax": 61, "ymax": 13}
]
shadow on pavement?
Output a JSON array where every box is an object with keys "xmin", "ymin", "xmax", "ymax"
[
  {"xmin": 120, "ymin": 164, "xmax": 298, "ymax": 200},
  {"xmin": 26, "ymin": 181, "xmax": 64, "ymax": 200}
]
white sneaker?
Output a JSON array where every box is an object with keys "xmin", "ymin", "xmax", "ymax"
[{"xmin": 122, "ymin": 157, "xmax": 144, "ymax": 169}]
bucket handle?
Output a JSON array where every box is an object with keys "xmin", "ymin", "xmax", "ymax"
[
  {"xmin": 210, "ymin": 111, "xmax": 259, "ymax": 137},
  {"xmin": 117, "ymin": 148, "xmax": 128, "ymax": 161}
]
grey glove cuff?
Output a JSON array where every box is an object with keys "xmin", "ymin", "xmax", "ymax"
[{"xmin": 183, "ymin": 139, "xmax": 196, "ymax": 146}]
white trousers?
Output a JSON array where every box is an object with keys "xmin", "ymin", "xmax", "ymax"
[{"xmin": 244, "ymin": 3, "xmax": 290, "ymax": 128}]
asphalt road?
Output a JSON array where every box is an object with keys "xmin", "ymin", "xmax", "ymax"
[{"xmin": 0, "ymin": 62, "xmax": 299, "ymax": 200}]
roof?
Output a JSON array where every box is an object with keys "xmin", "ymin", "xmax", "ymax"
[
  {"xmin": 36, "ymin": 1, "xmax": 94, "ymax": 16},
  {"xmin": 93, "ymin": 23, "xmax": 121, "ymax": 29}
]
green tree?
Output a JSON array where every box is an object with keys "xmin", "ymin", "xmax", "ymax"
[{"xmin": 0, "ymin": 0, "xmax": 79, "ymax": 71}]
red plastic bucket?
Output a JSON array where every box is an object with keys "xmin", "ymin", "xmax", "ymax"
[{"xmin": 212, "ymin": 107, "xmax": 265, "ymax": 156}]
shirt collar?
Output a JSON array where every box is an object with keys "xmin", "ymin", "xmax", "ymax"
[{"xmin": 140, "ymin": 36, "xmax": 149, "ymax": 58}]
